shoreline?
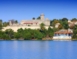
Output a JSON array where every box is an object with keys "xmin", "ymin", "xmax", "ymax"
[{"xmin": 0, "ymin": 39, "xmax": 77, "ymax": 41}]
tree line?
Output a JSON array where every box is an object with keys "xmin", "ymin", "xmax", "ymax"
[
  {"xmin": 0, "ymin": 17, "xmax": 77, "ymax": 40},
  {"xmin": 0, "ymin": 23, "xmax": 54, "ymax": 40},
  {"xmin": 50, "ymin": 18, "xmax": 77, "ymax": 39}
]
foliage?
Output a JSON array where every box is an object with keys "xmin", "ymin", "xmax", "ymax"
[
  {"xmin": 16, "ymin": 28, "xmax": 24, "ymax": 39},
  {"xmin": 33, "ymin": 30, "xmax": 44, "ymax": 39},
  {"xmin": 50, "ymin": 19, "xmax": 59, "ymax": 27},
  {"xmin": 72, "ymin": 25, "xmax": 77, "ymax": 39},
  {"xmin": 40, "ymin": 23, "xmax": 45, "ymax": 31},
  {"xmin": 47, "ymin": 26, "xmax": 54, "ymax": 37},
  {"xmin": 59, "ymin": 18, "xmax": 69, "ymax": 29},
  {"xmin": 37, "ymin": 16, "xmax": 41, "ymax": 19},
  {"xmin": 61, "ymin": 18, "xmax": 68, "ymax": 21},
  {"xmin": 4, "ymin": 29, "xmax": 14, "ymax": 39},
  {"xmin": 0, "ymin": 23, "xmax": 2, "ymax": 30},
  {"xmin": 3, "ymin": 22, "xmax": 9, "ymax": 27},
  {"xmin": 0, "ymin": 19, "xmax": 2, "ymax": 30},
  {"xmin": 0, "ymin": 30, "xmax": 10, "ymax": 40},
  {"xmin": 58, "ymin": 24, "xmax": 63, "ymax": 29},
  {"xmin": 51, "ymin": 18, "xmax": 69, "ymax": 29},
  {"xmin": 71, "ymin": 18, "xmax": 77, "ymax": 21},
  {"xmin": 32, "ymin": 17, "xmax": 35, "ymax": 20},
  {"xmin": 0, "ymin": 17, "xmax": 77, "ymax": 40}
]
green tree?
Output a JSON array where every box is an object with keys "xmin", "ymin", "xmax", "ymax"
[
  {"xmin": 0, "ymin": 31, "xmax": 4, "ymax": 39},
  {"xmin": 51, "ymin": 19, "xmax": 59, "ymax": 27},
  {"xmin": 0, "ymin": 19, "xmax": 3, "ymax": 30},
  {"xmin": 0, "ymin": 23, "xmax": 2, "ymax": 30},
  {"xmin": 32, "ymin": 17, "xmax": 35, "ymax": 20},
  {"xmin": 72, "ymin": 25, "xmax": 77, "ymax": 39},
  {"xmin": 61, "ymin": 18, "xmax": 68, "ymax": 21},
  {"xmin": 17, "ymin": 28, "xmax": 24, "ymax": 39},
  {"xmin": 3, "ymin": 22, "xmax": 9, "ymax": 27},
  {"xmin": 71, "ymin": 18, "xmax": 77, "ymax": 21},
  {"xmin": 40, "ymin": 23, "xmax": 45, "ymax": 31},
  {"xmin": 33, "ymin": 30, "xmax": 44, "ymax": 39},
  {"xmin": 0, "ymin": 19, "xmax": 2, "ymax": 23},
  {"xmin": 47, "ymin": 26, "xmax": 54, "ymax": 37},
  {"xmin": 5, "ymin": 29, "xmax": 14, "ymax": 39},
  {"xmin": 59, "ymin": 19, "xmax": 69, "ymax": 29},
  {"xmin": 23, "ymin": 29, "xmax": 32, "ymax": 40},
  {"xmin": 23, "ymin": 32, "xmax": 32, "ymax": 40},
  {"xmin": 14, "ymin": 32, "xmax": 20, "ymax": 39},
  {"xmin": 37, "ymin": 16, "xmax": 41, "ymax": 19}
]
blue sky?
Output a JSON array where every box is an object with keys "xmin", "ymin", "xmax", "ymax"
[{"xmin": 0, "ymin": 0, "xmax": 77, "ymax": 22}]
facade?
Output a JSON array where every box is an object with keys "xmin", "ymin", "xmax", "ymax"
[
  {"xmin": 52, "ymin": 29, "xmax": 73, "ymax": 40},
  {"xmin": 20, "ymin": 14, "xmax": 50, "ymax": 26},
  {"xmin": 2, "ymin": 14, "xmax": 52, "ymax": 32},
  {"xmin": 68, "ymin": 20, "xmax": 77, "ymax": 28},
  {"xmin": 55, "ymin": 23, "xmax": 60, "ymax": 28},
  {"xmin": 9, "ymin": 14, "xmax": 50, "ymax": 26}
]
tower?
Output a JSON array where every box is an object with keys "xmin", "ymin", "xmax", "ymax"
[
  {"xmin": 9, "ymin": 20, "xmax": 14, "ymax": 26},
  {"xmin": 9, "ymin": 20, "xmax": 12, "ymax": 26},
  {"xmin": 40, "ymin": 13, "xmax": 44, "ymax": 20}
]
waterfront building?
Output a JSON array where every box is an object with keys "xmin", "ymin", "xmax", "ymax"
[
  {"xmin": 9, "ymin": 13, "xmax": 50, "ymax": 26},
  {"xmin": 52, "ymin": 29, "xmax": 73, "ymax": 40},
  {"xmin": 2, "ymin": 14, "xmax": 52, "ymax": 32}
]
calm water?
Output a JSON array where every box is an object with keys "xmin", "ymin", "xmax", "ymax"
[{"xmin": 0, "ymin": 40, "xmax": 77, "ymax": 59}]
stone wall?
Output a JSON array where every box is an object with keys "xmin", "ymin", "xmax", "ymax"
[{"xmin": 2, "ymin": 26, "xmax": 53, "ymax": 32}]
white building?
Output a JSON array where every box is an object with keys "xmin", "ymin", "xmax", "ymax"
[
  {"xmin": 55, "ymin": 23, "xmax": 60, "ymax": 28},
  {"xmin": 52, "ymin": 29, "xmax": 73, "ymax": 40}
]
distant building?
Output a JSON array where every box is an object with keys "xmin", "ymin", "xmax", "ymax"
[
  {"xmin": 2, "ymin": 14, "xmax": 52, "ymax": 32},
  {"xmin": 9, "ymin": 20, "xmax": 19, "ymax": 26},
  {"xmin": 52, "ymin": 29, "xmax": 73, "ymax": 40},
  {"xmin": 55, "ymin": 23, "xmax": 60, "ymax": 28},
  {"xmin": 9, "ymin": 14, "xmax": 50, "ymax": 26},
  {"xmin": 54, "ymin": 20, "xmax": 77, "ymax": 29},
  {"xmin": 68, "ymin": 20, "xmax": 77, "ymax": 28}
]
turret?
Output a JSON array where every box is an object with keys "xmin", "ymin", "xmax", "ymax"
[
  {"xmin": 40, "ymin": 13, "xmax": 44, "ymax": 20},
  {"xmin": 9, "ymin": 20, "xmax": 14, "ymax": 26}
]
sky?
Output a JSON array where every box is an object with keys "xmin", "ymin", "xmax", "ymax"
[{"xmin": 0, "ymin": 0, "xmax": 77, "ymax": 22}]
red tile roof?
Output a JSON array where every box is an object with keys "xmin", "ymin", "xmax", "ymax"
[{"xmin": 55, "ymin": 29, "xmax": 73, "ymax": 34}]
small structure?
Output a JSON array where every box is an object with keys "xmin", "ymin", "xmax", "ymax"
[
  {"xmin": 52, "ymin": 29, "xmax": 73, "ymax": 40},
  {"xmin": 9, "ymin": 20, "xmax": 19, "ymax": 26},
  {"xmin": 68, "ymin": 20, "xmax": 77, "ymax": 28},
  {"xmin": 55, "ymin": 23, "xmax": 60, "ymax": 28}
]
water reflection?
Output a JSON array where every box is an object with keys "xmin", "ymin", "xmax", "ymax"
[{"xmin": 13, "ymin": 41, "xmax": 18, "ymax": 51}]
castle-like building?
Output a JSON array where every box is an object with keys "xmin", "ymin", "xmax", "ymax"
[
  {"xmin": 2, "ymin": 14, "xmax": 51, "ymax": 32},
  {"xmin": 9, "ymin": 14, "xmax": 50, "ymax": 26}
]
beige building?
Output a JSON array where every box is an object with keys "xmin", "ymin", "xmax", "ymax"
[
  {"xmin": 9, "ymin": 14, "xmax": 50, "ymax": 26},
  {"xmin": 2, "ymin": 14, "xmax": 52, "ymax": 32}
]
